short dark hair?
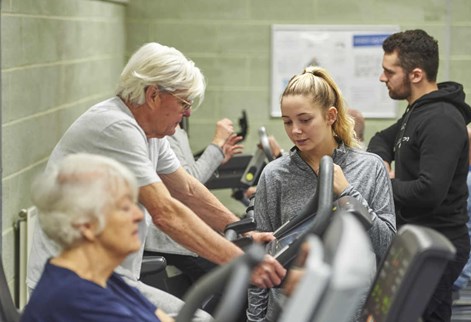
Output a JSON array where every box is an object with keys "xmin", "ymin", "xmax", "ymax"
[{"xmin": 382, "ymin": 29, "xmax": 439, "ymax": 82}]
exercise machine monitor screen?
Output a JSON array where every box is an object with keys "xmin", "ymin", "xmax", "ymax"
[{"xmin": 361, "ymin": 237, "xmax": 412, "ymax": 322}]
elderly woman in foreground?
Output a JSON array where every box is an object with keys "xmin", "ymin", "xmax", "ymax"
[{"xmin": 21, "ymin": 153, "xmax": 173, "ymax": 322}]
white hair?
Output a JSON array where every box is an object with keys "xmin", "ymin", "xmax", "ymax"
[
  {"xmin": 116, "ymin": 42, "xmax": 206, "ymax": 107},
  {"xmin": 31, "ymin": 153, "xmax": 138, "ymax": 249}
]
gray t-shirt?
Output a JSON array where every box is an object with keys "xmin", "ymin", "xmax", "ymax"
[
  {"xmin": 169, "ymin": 126, "xmax": 224, "ymax": 184},
  {"xmin": 145, "ymin": 126, "xmax": 224, "ymax": 255},
  {"xmin": 27, "ymin": 96, "xmax": 180, "ymax": 290}
]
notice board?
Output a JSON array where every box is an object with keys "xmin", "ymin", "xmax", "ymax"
[{"xmin": 271, "ymin": 25, "xmax": 400, "ymax": 118}]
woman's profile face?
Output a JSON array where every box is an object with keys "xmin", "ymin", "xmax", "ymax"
[
  {"xmin": 96, "ymin": 186, "xmax": 143, "ymax": 258},
  {"xmin": 281, "ymin": 95, "xmax": 333, "ymax": 153}
]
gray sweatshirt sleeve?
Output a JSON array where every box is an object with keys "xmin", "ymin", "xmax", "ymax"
[
  {"xmin": 192, "ymin": 144, "xmax": 225, "ymax": 183},
  {"xmin": 168, "ymin": 128, "xmax": 224, "ymax": 184}
]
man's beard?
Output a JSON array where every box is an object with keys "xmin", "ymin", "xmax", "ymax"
[{"xmin": 389, "ymin": 75, "xmax": 411, "ymax": 101}]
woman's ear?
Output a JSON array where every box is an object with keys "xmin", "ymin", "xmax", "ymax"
[
  {"xmin": 77, "ymin": 221, "xmax": 98, "ymax": 242},
  {"xmin": 326, "ymin": 106, "xmax": 338, "ymax": 125}
]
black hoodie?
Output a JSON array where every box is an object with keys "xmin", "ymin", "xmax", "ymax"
[{"xmin": 368, "ymin": 81, "xmax": 471, "ymax": 240}]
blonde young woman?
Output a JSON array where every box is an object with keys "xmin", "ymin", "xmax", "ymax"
[{"xmin": 247, "ymin": 66, "xmax": 396, "ymax": 322}]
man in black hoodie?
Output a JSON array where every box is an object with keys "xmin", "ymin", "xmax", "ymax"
[{"xmin": 368, "ymin": 29, "xmax": 471, "ymax": 322}]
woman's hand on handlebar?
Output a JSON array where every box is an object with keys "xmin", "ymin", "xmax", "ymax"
[{"xmin": 333, "ymin": 163, "xmax": 349, "ymax": 196}]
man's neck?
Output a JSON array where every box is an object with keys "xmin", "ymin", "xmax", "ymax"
[{"xmin": 408, "ymin": 81, "xmax": 439, "ymax": 106}]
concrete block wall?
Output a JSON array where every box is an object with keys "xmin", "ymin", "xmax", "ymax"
[
  {"xmin": 1, "ymin": 0, "xmax": 470, "ymax": 302},
  {"xmin": 125, "ymin": 0, "xmax": 471, "ymax": 210},
  {"xmin": 1, "ymin": 0, "xmax": 127, "ymax": 297}
]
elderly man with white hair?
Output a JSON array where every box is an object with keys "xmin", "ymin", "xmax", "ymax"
[{"xmin": 27, "ymin": 42, "xmax": 285, "ymax": 320}]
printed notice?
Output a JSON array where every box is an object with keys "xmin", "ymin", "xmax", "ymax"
[{"xmin": 271, "ymin": 25, "xmax": 400, "ymax": 118}]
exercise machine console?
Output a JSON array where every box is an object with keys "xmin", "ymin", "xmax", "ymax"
[{"xmin": 360, "ymin": 224, "xmax": 456, "ymax": 322}]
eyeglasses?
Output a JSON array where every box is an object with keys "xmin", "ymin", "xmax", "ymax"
[{"xmin": 167, "ymin": 92, "xmax": 193, "ymax": 111}]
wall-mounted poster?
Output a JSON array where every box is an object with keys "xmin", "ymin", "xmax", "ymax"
[{"xmin": 271, "ymin": 25, "xmax": 400, "ymax": 118}]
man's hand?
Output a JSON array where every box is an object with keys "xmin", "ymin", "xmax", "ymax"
[
  {"xmin": 250, "ymin": 255, "xmax": 286, "ymax": 288},
  {"xmin": 282, "ymin": 241, "xmax": 310, "ymax": 296},
  {"xmin": 268, "ymin": 135, "xmax": 283, "ymax": 158},
  {"xmin": 212, "ymin": 118, "xmax": 234, "ymax": 148},
  {"xmin": 383, "ymin": 161, "xmax": 395, "ymax": 179},
  {"xmin": 248, "ymin": 231, "xmax": 276, "ymax": 244},
  {"xmin": 282, "ymin": 267, "xmax": 305, "ymax": 296},
  {"xmin": 244, "ymin": 186, "xmax": 257, "ymax": 199},
  {"xmin": 222, "ymin": 133, "xmax": 244, "ymax": 164}
]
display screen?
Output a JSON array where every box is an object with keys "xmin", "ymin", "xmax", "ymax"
[{"xmin": 360, "ymin": 238, "xmax": 412, "ymax": 322}]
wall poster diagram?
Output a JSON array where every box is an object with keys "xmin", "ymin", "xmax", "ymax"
[{"xmin": 271, "ymin": 25, "xmax": 400, "ymax": 118}]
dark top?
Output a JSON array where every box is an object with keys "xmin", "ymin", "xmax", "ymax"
[
  {"xmin": 21, "ymin": 260, "xmax": 161, "ymax": 322},
  {"xmin": 368, "ymin": 81, "xmax": 471, "ymax": 240}
]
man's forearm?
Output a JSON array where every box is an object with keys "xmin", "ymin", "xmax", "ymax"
[
  {"xmin": 171, "ymin": 175, "xmax": 240, "ymax": 232},
  {"xmin": 161, "ymin": 168, "xmax": 240, "ymax": 232},
  {"xmin": 187, "ymin": 185, "xmax": 240, "ymax": 232},
  {"xmin": 151, "ymin": 197, "xmax": 243, "ymax": 264},
  {"xmin": 140, "ymin": 180, "xmax": 242, "ymax": 264}
]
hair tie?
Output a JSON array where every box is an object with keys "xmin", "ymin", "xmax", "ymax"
[{"xmin": 304, "ymin": 66, "xmax": 316, "ymax": 75}]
